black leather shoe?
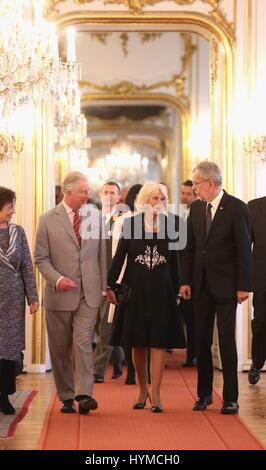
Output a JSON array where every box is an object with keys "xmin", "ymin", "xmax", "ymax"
[
  {"xmin": 193, "ymin": 395, "xmax": 213, "ymax": 411},
  {"xmin": 0, "ymin": 396, "xmax": 15, "ymax": 415},
  {"xmin": 78, "ymin": 396, "xmax": 98, "ymax": 414},
  {"xmin": 111, "ymin": 365, "xmax": 123, "ymax": 379},
  {"xmin": 94, "ymin": 373, "xmax": 104, "ymax": 384},
  {"xmin": 125, "ymin": 371, "xmax": 136, "ymax": 385},
  {"xmin": 182, "ymin": 358, "xmax": 197, "ymax": 368},
  {"xmin": 60, "ymin": 399, "xmax": 76, "ymax": 413},
  {"xmin": 248, "ymin": 365, "xmax": 260, "ymax": 385},
  {"xmin": 220, "ymin": 401, "xmax": 239, "ymax": 414}
]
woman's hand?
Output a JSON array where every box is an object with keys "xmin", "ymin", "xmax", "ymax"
[
  {"xmin": 29, "ymin": 302, "xmax": 39, "ymax": 315},
  {"xmin": 107, "ymin": 289, "xmax": 118, "ymax": 305},
  {"xmin": 179, "ymin": 285, "xmax": 192, "ymax": 300}
]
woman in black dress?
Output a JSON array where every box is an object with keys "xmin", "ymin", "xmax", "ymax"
[{"xmin": 107, "ymin": 182, "xmax": 185, "ymax": 412}]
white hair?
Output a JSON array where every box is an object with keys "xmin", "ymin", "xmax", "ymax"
[
  {"xmin": 193, "ymin": 161, "xmax": 222, "ymax": 187},
  {"xmin": 135, "ymin": 181, "xmax": 168, "ymax": 210},
  {"xmin": 61, "ymin": 172, "xmax": 88, "ymax": 193}
]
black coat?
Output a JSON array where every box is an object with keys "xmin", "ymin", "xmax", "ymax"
[
  {"xmin": 181, "ymin": 192, "xmax": 252, "ymax": 299},
  {"xmin": 108, "ymin": 213, "xmax": 186, "ymax": 348},
  {"xmin": 248, "ymin": 196, "xmax": 266, "ymax": 291}
]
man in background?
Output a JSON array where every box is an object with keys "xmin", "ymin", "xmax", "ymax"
[
  {"xmin": 247, "ymin": 196, "xmax": 266, "ymax": 385},
  {"xmin": 180, "ymin": 180, "xmax": 197, "ymax": 367},
  {"xmin": 94, "ymin": 181, "xmax": 125, "ymax": 383}
]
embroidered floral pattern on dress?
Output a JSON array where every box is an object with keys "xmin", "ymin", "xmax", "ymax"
[{"xmin": 135, "ymin": 245, "xmax": 166, "ymax": 270}]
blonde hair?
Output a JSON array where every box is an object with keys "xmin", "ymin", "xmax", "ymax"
[
  {"xmin": 135, "ymin": 181, "xmax": 168, "ymax": 211},
  {"xmin": 61, "ymin": 171, "xmax": 87, "ymax": 193}
]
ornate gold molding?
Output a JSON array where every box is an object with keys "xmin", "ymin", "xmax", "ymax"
[
  {"xmin": 210, "ymin": 37, "xmax": 218, "ymax": 95},
  {"xmin": 80, "ymin": 75, "xmax": 189, "ymax": 108},
  {"xmin": 45, "ymin": 0, "xmax": 235, "ymax": 46},
  {"xmin": 105, "ymin": 0, "xmax": 195, "ymax": 14},
  {"xmin": 180, "ymin": 33, "xmax": 197, "ymax": 75},
  {"xmin": 86, "ymin": 111, "xmax": 170, "ymax": 126},
  {"xmin": 90, "ymin": 32, "xmax": 162, "ymax": 57}
]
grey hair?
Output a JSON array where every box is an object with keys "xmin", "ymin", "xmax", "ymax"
[
  {"xmin": 61, "ymin": 172, "xmax": 87, "ymax": 193},
  {"xmin": 193, "ymin": 161, "xmax": 222, "ymax": 187}
]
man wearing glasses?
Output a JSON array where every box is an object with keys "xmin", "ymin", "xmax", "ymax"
[{"xmin": 180, "ymin": 161, "xmax": 252, "ymax": 414}]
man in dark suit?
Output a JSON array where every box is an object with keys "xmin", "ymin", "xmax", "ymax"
[
  {"xmin": 247, "ymin": 197, "xmax": 266, "ymax": 385},
  {"xmin": 180, "ymin": 161, "xmax": 252, "ymax": 414},
  {"xmin": 94, "ymin": 182, "xmax": 125, "ymax": 383},
  {"xmin": 180, "ymin": 180, "xmax": 197, "ymax": 367}
]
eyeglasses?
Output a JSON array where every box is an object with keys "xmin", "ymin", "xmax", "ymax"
[{"xmin": 192, "ymin": 179, "xmax": 209, "ymax": 186}]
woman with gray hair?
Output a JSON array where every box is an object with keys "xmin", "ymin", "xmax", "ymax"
[{"xmin": 107, "ymin": 181, "xmax": 186, "ymax": 413}]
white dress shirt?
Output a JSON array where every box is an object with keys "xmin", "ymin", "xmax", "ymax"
[{"xmin": 208, "ymin": 189, "xmax": 224, "ymax": 220}]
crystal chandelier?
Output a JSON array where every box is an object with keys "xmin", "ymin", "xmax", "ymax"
[
  {"xmin": 85, "ymin": 138, "xmax": 149, "ymax": 189},
  {"xmin": 0, "ymin": 0, "xmax": 88, "ymax": 161},
  {"xmin": 54, "ymin": 83, "xmax": 90, "ymax": 152},
  {"xmin": 104, "ymin": 140, "xmax": 149, "ymax": 178},
  {"xmin": 0, "ymin": 0, "xmax": 62, "ymax": 117}
]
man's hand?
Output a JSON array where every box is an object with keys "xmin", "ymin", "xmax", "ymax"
[
  {"xmin": 107, "ymin": 289, "xmax": 118, "ymax": 305},
  {"xmin": 29, "ymin": 302, "xmax": 39, "ymax": 315},
  {"xmin": 237, "ymin": 291, "xmax": 249, "ymax": 304},
  {"xmin": 57, "ymin": 277, "xmax": 78, "ymax": 291},
  {"xmin": 179, "ymin": 285, "xmax": 192, "ymax": 300}
]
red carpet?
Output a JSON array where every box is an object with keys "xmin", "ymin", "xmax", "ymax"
[
  {"xmin": 0, "ymin": 390, "xmax": 37, "ymax": 438},
  {"xmin": 40, "ymin": 353, "xmax": 264, "ymax": 450}
]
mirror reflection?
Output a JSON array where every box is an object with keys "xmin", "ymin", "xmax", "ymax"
[{"xmin": 56, "ymin": 29, "xmax": 211, "ymax": 201}]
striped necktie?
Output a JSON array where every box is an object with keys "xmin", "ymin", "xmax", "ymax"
[{"xmin": 73, "ymin": 210, "xmax": 81, "ymax": 246}]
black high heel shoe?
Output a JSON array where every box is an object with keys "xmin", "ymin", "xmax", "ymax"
[
  {"xmin": 132, "ymin": 392, "xmax": 149, "ymax": 410},
  {"xmin": 150, "ymin": 395, "xmax": 163, "ymax": 413},
  {"xmin": 151, "ymin": 404, "xmax": 163, "ymax": 413}
]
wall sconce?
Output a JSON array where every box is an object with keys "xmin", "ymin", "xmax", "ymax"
[
  {"xmin": 243, "ymin": 136, "xmax": 266, "ymax": 162},
  {"xmin": 0, "ymin": 133, "xmax": 24, "ymax": 162}
]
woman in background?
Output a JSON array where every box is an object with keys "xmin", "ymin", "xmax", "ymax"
[{"xmin": 0, "ymin": 187, "xmax": 38, "ymax": 414}]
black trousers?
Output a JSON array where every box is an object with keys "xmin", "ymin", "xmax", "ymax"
[
  {"xmin": 194, "ymin": 284, "xmax": 238, "ymax": 402},
  {"xmin": 181, "ymin": 299, "xmax": 196, "ymax": 361},
  {"xmin": 0, "ymin": 359, "xmax": 16, "ymax": 395},
  {"xmin": 251, "ymin": 291, "xmax": 266, "ymax": 369}
]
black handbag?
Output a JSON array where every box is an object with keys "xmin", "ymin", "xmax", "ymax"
[{"xmin": 114, "ymin": 283, "xmax": 131, "ymax": 304}]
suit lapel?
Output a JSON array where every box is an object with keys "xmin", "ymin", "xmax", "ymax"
[
  {"xmin": 206, "ymin": 192, "xmax": 229, "ymax": 241},
  {"xmin": 55, "ymin": 203, "xmax": 80, "ymax": 249},
  {"xmin": 196, "ymin": 201, "xmax": 206, "ymax": 244}
]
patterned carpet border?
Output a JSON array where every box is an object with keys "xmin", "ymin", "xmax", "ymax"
[{"xmin": 0, "ymin": 390, "xmax": 38, "ymax": 438}]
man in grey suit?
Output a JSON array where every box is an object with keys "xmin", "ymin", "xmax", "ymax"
[{"xmin": 35, "ymin": 172, "xmax": 106, "ymax": 414}]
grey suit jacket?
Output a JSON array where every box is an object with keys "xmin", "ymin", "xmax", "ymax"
[{"xmin": 34, "ymin": 203, "xmax": 107, "ymax": 311}]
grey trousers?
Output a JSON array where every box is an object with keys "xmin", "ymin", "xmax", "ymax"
[
  {"xmin": 46, "ymin": 298, "xmax": 98, "ymax": 401},
  {"xmin": 94, "ymin": 297, "xmax": 124, "ymax": 376}
]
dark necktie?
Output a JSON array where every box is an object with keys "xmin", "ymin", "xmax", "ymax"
[
  {"xmin": 205, "ymin": 203, "xmax": 212, "ymax": 237},
  {"xmin": 73, "ymin": 210, "xmax": 81, "ymax": 246}
]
